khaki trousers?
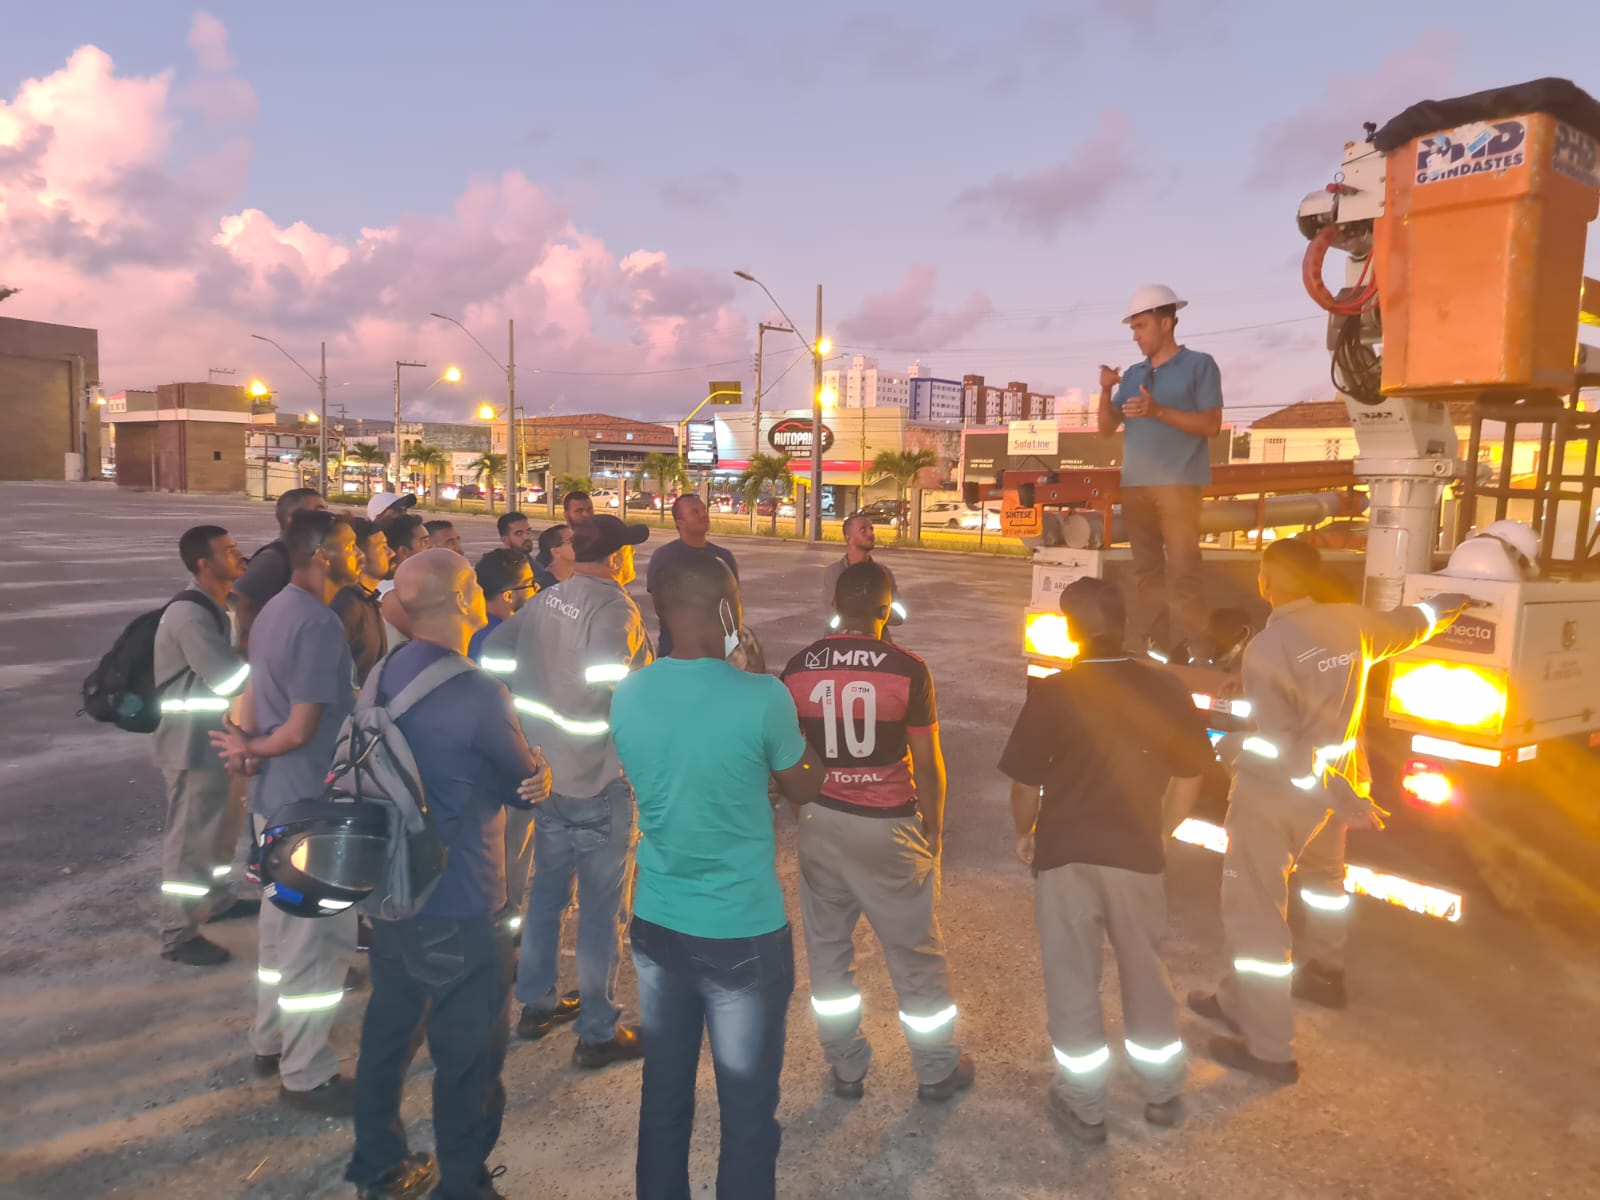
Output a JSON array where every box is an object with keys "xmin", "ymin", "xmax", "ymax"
[{"xmin": 160, "ymin": 768, "xmax": 247, "ymax": 950}]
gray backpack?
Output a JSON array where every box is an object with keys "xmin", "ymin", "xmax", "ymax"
[{"xmin": 325, "ymin": 653, "xmax": 477, "ymax": 920}]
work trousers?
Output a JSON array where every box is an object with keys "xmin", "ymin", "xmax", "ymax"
[
  {"xmin": 516, "ymin": 778, "xmax": 635, "ymax": 1044},
  {"xmin": 1216, "ymin": 793, "xmax": 1333, "ymax": 1063},
  {"xmin": 796, "ymin": 804, "xmax": 960, "ymax": 1086},
  {"xmin": 1294, "ymin": 820, "xmax": 1351, "ymax": 971},
  {"xmin": 347, "ymin": 915, "xmax": 515, "ymax": 1200},
  {"xmin": 1121, "ymin": 484, "xmax": 1207, "ymax": 656},
  {"xmin": 1034, "ymin": 862, "xmax": 1184, "ymax": 1124},
  {"xmin": 502, "ymin": 805, "xmax": 536, "ymax": 929},
  {"xmin": 252, "ymin": 817, "xmax": 358, "ymax": 1090},
  {"xmin": 159, "ymin": 767, "xmax": 247, "ymax": 950}
]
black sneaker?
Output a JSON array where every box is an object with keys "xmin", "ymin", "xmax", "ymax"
[
  {"xmin": 1292, "ymin": 963, "xmax": 1347, "ymax": 1010},
  {"xmin": 916, "ymin": 1054, "xmax": 975, "ymax": 1102},
  {"xmin": 208, "ymin": 897, "xmax": 261, "ymax": 922},
  {"xmin": 1144, "ymin": 1096, "xmax": 1185, "ymax": 1127},
  {"xmin": 280, "ymin": 1074, "xmax": 356, "ymax": 1117},
  {"xmin": 356, "ymin": 1152, "xmax": 437, "ymax": 1199},
  {"xmin": 572, "ymin": 1025, "xmax": 643, "ymax": 1069},
  {"xmin": 830, "ymin": 1067, "xmax": 865, "ymax": 1099},
  {"xmin": 1186, "ymin": 990, "xmax": 1242, "ymax": 1034},
  {"xmin": 252, "ymin": 1053, "xmax": 280, "ymax": 1078},
  {"xmin": 356, "ymin": 916, "xmax": 373, "ymax": 953},
  {"xmin": 1046, "ymin": 1088, "xmax": 1106, "ymax": 1144},
  {"xmin": 161, "ymin": 936, "xmax": 231, "ymax": 967},
  {"xmin": 1207, "ymin": 1035, "xmax": 1299, "ymax": 1084},
  {"xmin": 517, "ymin": 992, "xmax": 581, "ymax": 1041},
  {"xmin": 481, "ymin": 1165, "xmax": 508, "ymax": 1199}
]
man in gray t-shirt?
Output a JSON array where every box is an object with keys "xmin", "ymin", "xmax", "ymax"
[{"xmin": 211, "ymin": 511, "xmax": 362, "ymax": 1114}]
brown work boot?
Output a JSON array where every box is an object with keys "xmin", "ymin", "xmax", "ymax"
[
  {"xmin": 1046, "ymin": 1088, "xmax": 1107, "ymax": 1145},
  {"xmin": 1186, "ymin": 990, "xmax": 1242, "ymax": 1034},
  {"xmin": 917, "ymin": 1054, "xmax": 975, "ymax": 1102},
  {"xmin": 1208, "ymin": 1035, "xmax": 1299, "ymax": 1084}
]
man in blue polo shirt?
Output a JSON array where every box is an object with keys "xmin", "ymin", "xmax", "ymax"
[
  {"xmin": 345, "ymin": 549, "xmax": 551, "ymax": 1200},
  {"xmin": 1097, "ymin": 284, "xmax": 1223, "ymax": 663}
]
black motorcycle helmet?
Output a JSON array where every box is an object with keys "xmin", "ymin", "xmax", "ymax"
[{"xmin": 259, "ymin": 798, "xmax": 391, "ymax": 918}]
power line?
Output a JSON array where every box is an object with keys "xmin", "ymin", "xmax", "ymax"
[{"xmin": 516, "ymin": 346, "xmax": 805, "ymax": 379}]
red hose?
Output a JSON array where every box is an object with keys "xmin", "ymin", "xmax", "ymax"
[{"xmin": 1303, "ymin": 225, "xmax": 1378, "ymax": 316}]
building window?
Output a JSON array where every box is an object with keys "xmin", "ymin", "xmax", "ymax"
[
  {"xmin": 1323, "ymin": 438, "xmax": 1342, "ymax": 460},
  {"xmin": 213, "ymin": 451, "xmax": 222, "ymax": 461},
  {"xmin": 1262, "ymin": 436, "xmax": 1287, "ymax": 463}
]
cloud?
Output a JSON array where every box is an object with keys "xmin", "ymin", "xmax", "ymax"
[
  {"xmin": 181, "ymin": 10, "xmax": 258, "ymax": 126},
  {"xmin": 0, "ymin": 31, "xmax": 750, "ymax": 418},
  {"xmin": 660, "ymin": 168, "xmax": 739, "ymax": 210},
  {"xmin": 836, "ymin": 265, "xmax": 994, "ymax": 350},
  {"xmin": 1249, "ymin": 33, "xmax": 1459, "ymax": 184},
  {"xmin": 953, "ymin": 112, "xmax": 1135, "ymax": 238}
]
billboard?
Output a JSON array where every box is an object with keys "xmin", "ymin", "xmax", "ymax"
[{"xmin": 686, "ymin": 420, "xmax": 718, "ymax": 467}]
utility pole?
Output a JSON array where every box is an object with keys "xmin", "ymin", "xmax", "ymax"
[
  {"xmin": 810, "ymin": 284, "xmax": 824, "ymax": 541},
  {"xmin": 507, "ymin": 318, "xmax": 519, "ymax": 498},
  {"xmin": 318, "ymin": 342, "xmax": 328, "ymax": 493},
  {"xmin": 393, "ymin": 360, "xmax": 426, "ymax": 491},
  {"xmin": 753, "ymin": 321, "xmax": 791, "ymax": 530}
]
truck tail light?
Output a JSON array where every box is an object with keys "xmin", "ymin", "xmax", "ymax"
[
  {"xmin": 1024, "ymin": 611, "xmax": 1078, "ymax": 662},
  {"xmin": 1387, "ymin": 660, "xmax": 1507, "ymax": 735},
  {"xmin": 1401, "ymin": 760, "xmax": 1455, "ymax": 808}
]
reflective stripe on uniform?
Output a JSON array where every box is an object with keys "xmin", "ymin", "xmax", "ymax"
[
  {"xmin": 1299, "ymin": 887, "xmax": 1352, "ymax": 913},
  {"xmin": 583, "ymin": 663, "xmax": 631, "ymax": 685},
  {"xmin": 317, "ymin": 898, "xmax": 353, "ymax": 912},
  {"xmin": 1290, "ymin": 775, "xmax": 1318, "ymax": 790},
  {"xmin": 481, "ymin": 656, "xmax": 517, "ymax": 674},
  {"xmin": 161, "ymin": 881, "xmax": 211, "ymax": 898},
  {"xmin": 278, "ymin": 990, "xmax": 344, "ymax": 1013},
  {"xmin": 1234, "ymin": 957, "xmax": 1295, "ymax": 978},
  {"xmin": 1125, "ymin": 1038, "xmax": 1184, "ymax": 1065},
  {"xmin": 214, "ymin": 663, "xmax": 251, "ymax": 696},
  {"xmin": 211, "ymin": 865, "xmax": 233, "ymax": 879},
  {"xmin": 811, "ymin": 993, "xmax": 863, "ymax": 1018},
  {"xmin": 1241, "ymin": 736, "xmax": 1279, "ymax": 759},
  {"xmin": 513, "ymin": 697, "xmax": 609, "ymax": 737},
  {"xmin": 257, "ymin": 967, "xmax": 283, "ymax": 985},
  {"xmin": 159, "ymin": 697, "xmax": 232, "ymax": 714},
  {"xmin": 1416, "ymin": 601, "xmax": 1439, "ymax": 632},
  {"xmin": 899, "ymin": 1004, "xmax": 957, "ymax": 1034},
  {"xmin": 1053, "ymin": 1044, "xmax": 1111, "ymax": 1074}
]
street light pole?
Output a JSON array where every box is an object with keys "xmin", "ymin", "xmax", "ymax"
[
  {"xmin": 394, "ymin": 360, "xmax": 426, "ymax": 490},
  {"xmin": 733, "ymin": 272, "xmax": 827, "ymax": 542},
  {"xmin": 430, "ymin": 312, "xmax": 520, "ymax": 499},
  {"xmin": 251, "ymin": 334, "xmax": 330, "ymax": 492}
]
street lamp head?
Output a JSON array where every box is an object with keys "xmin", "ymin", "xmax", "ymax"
[
  {"xmin": 819, "ymin": 385, "xmax": 838, "ymax": 409},
  {"xmin": 429, "ymin": 312, "xmax": 451, "ymax": 321},
  {"xmin": 306, "ymin": 412, "xmax": 320, "ymax": 423},
  {"xmin": 444, "ymin": 366, "xmax": 462, "ymax": 383},
  {"xmin": 733, "ymin": 270, "xmax": 756, "ymax": 282},
  {"xmin": 478, "ymin": 403, "xmax": 497, "ymax": 421},
  {"xmin": 249, "ymin": 379, "xmax": 269, "ymax": 397},
  {"xmin": 816, "ymin": 337, "xmax": 833, "ymax": 357}
]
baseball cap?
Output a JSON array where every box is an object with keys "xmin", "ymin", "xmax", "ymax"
[
  {"xmin": 367, "ymin": 492, "xmax": 416, "ymax": 521},
  {"xmin": 572, "ymin": 513, "xmax": 649, "ymax": 563}
]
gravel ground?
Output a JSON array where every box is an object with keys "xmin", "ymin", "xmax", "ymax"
[{"xmin": 1, "ymin": 481, "xmax": 1597, "ymax": 1200}]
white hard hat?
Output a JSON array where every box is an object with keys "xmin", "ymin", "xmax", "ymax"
[
  {"xmin": 1122, "ymin": 284, "xmax": 1188, "ymax": 324},
  {"xmin": 366, "ymin": 492, "xmax": 415, "ymax": 521},
  {"xmin": 1440, "ymin": 520, "xmax": 1539, "ymax": 581}
]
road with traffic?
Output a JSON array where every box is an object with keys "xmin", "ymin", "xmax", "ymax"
[{"xmin": 0, "ymin": 481, "xmax": 1595, "ymax": 1199}]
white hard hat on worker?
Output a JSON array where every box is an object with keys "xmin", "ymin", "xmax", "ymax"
[{"xmin": 1122, "ymin": 284, "xmax": 1188, "ymax": 325}]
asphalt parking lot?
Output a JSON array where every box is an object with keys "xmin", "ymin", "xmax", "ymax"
[{"xmin": 1, "ymin": 481, "xmax": 1597, "ymax": 1200}]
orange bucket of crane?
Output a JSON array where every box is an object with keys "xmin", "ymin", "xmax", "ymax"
[{"xmin": 1375, "ymin": 95, "xmax": 1600, "ymax": 398}]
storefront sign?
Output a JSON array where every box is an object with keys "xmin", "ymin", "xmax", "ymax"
[{"xmin": 768, "ymin": 417, "xmax": 834, "ymax": 457}]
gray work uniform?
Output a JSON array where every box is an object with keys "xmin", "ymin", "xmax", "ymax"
[
  {"xmin": 151, "ymin": 586, "xmax": 251, "ymax": 950},
  {"xmin": 246, "ymin": 582, "xmax": 358, "ymax": 1091},
  {"xmin": 1217, "ymin": 597, "xmax": 1436, "ymax": 1063},
  {"xmin": 485, "ymin": 574, "xmax": 652, "ymax": 1033},
  {"xmin": 781, "ymin": 633, "xmax": 959, "ymax": 1086},
  {"xmin": 999, "ymin": 656, "xmax": 1213, "ymax": 1123}
]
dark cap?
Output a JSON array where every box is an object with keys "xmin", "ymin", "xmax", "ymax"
[
  {"xmin": 1059, "ymin": 576, "xmax": 1126, "ymax": 648},
  {"xmin": 571, "ymin": 513, "xmax": 649, "ymax": 563}
]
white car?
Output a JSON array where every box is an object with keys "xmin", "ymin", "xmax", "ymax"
[
  {"xmin": 923, "ymin": 500, "xmax": 1000, "ymax": 531},
  {"xmin": 590, "ymin": 489, "xmax": 620, "ymax": 508}
]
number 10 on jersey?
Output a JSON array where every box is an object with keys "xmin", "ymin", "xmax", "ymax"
[{"xmin": 809, "ymin": 679, "xmax": 878, "ymax": 758}]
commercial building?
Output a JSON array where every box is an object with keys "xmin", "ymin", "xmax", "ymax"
[
  {"xmin": 497, "ymin": 412, "xmax": 676, "ymax": 489},
  {"xmin": 107, "ymin": 382, "xmax": 254, "ymax": 494},
  {"xmin": 0, "ymin": 316, "xmax": 101, "ymax": 481},
  {"xmin": 819, "ymin": 354, "xmax": 1055, "ymax": 425}
]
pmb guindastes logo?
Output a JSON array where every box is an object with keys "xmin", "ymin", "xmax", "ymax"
[{"xmin": 1415, "ymin": 120, "xmax": 1527, "ymax": 185}]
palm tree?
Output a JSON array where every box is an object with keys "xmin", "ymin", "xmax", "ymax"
[
  {"xmin": 405, "ymin": 443, "xmax": 448, "ymax": 500},
  {"xmin": 634, "ymin": 452, "xmax": 688, "ymax": 524},
  {"xmin": 871, "ymin": 447, "xmax": 939, "ymax": 543},
  {"xmin": 736, "ymin": 453, "xmax": 793, "ymax": 537},
  {"xmin": 0, "ymin": 286, "xmax": 18, "ymax": 303},
  {"xmin": 295, "ymin": 446, "xmax": 320, "ymax": 490},
  {"xmin": 556, "ymin": 473, "xmax": 593, "ymax": 499},
  {"xmin": 350, "ymin": 442, "xmax": 385, "ymax": 496},
  {"xmin": 469, "ymin": 452, "xmax": 506, "ymax": 512}
]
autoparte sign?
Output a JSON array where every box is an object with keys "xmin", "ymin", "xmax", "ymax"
[{"xmin": 768, "ymin": 418, "xmax": 834, "ymax": 456}]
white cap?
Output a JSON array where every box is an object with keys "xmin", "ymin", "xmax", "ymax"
[
  {"xmin": 1122, "ymin": 284, "xmax": 1188, "ymax": 324},
  {"xmin": 366, "ymin": 492, "xmax": 415, "ymax": 521}
]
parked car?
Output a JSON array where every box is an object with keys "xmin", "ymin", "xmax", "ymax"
[
  {"xmin": 590, "ymin": 489, "xmax": 620, "ymax": 508},
  {"xmin": 853, "ymin": 499, "xmax": 909, "ymax": 527}
]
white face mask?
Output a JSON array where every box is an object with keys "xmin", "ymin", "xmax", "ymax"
[{"xmin": 719, "ymin": 599, "xmax": 740, "ymax": 659}]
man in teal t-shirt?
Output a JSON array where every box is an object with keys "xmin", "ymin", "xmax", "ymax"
[
  {"xmin": 1097, "ymin": 285, "xmax": 1224, "ymax": 664},
  {"xmin": 611, "ymin": 554, "xmax": 821, "ymax": 1200}
]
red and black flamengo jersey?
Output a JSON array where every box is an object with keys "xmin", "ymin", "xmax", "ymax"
[{"xmin": 781, "ymin": 634, "xmax": 936, "ymax": 817}]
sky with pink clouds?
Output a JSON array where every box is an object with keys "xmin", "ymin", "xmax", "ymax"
[{"xmin": 1, "ymin": 2, "xmax": 1596, "ymax": 427}]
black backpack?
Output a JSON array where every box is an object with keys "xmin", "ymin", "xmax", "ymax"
[{"xmin": 80, "ymin": 592, "xmax": 229, "ymax": 733}]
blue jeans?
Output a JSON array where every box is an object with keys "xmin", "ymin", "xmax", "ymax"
[
  {"xmin": 515, "ymin": 778, "xmax": 634, "ymax": 1044},
  {"xmin": 347, "ymin": 915, "xmax": 514, "ymax": 1200},
  {"xmin": 631, "ymin": 917, "xmax": 794, "ymax": 1200}
]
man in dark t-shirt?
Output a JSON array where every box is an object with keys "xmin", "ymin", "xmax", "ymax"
[
  {"xmin": 232, "ymin": 488, "xmax": 327, "ymax": 653},
  {"xmin": 999, "ymin": 576, "xmax": 1212, "ymax": 1143},
  {"xmin": 781, "ymin": 562, "xmax": 972, "ymax": 1104},
  {"xmin": 646, "ymin": 495, "xmax": 737, "ymax": 656}
]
